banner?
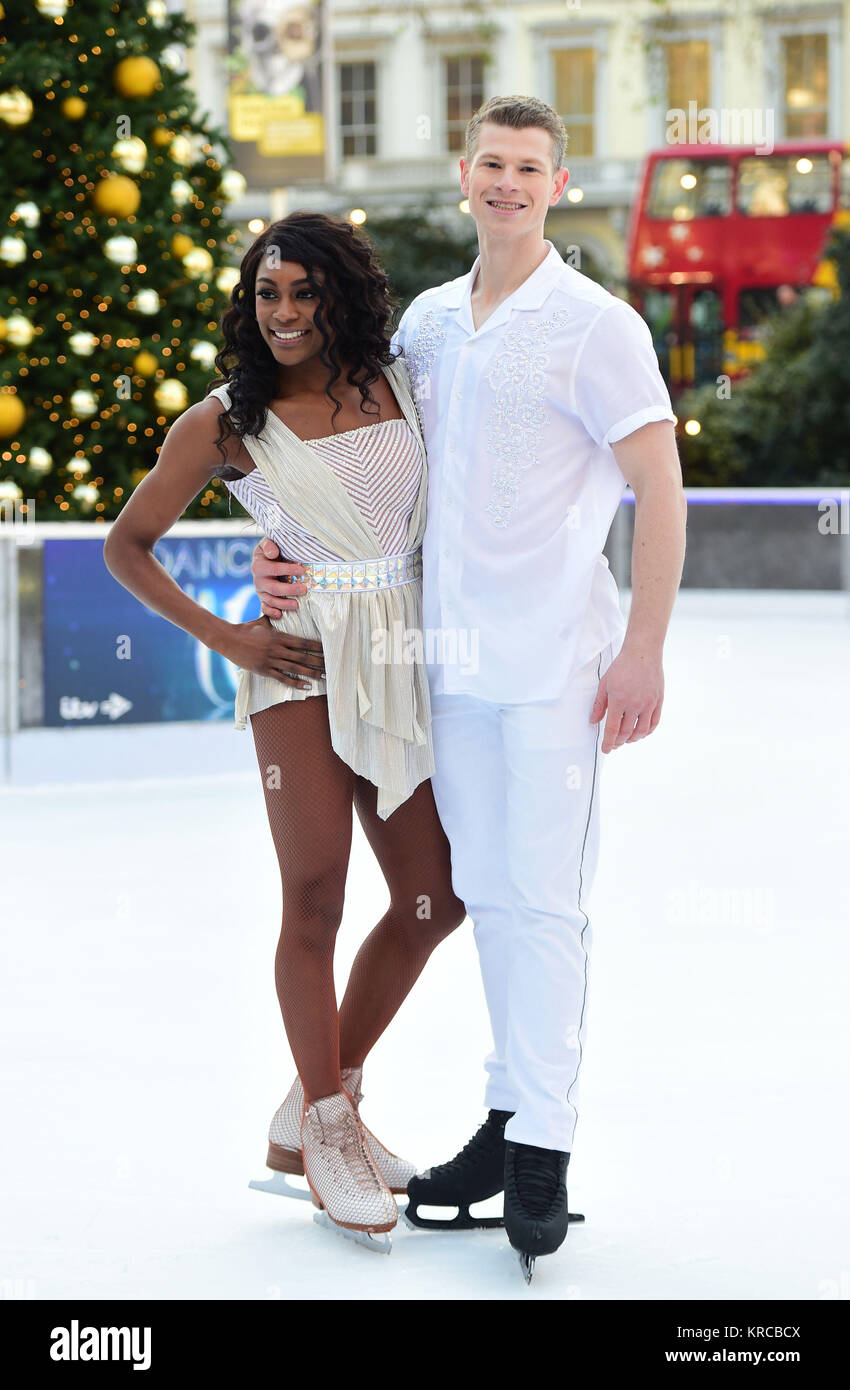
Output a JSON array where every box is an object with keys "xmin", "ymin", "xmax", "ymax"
[
  {"xmin": 225, "ymin": 0, "xmax": 328, "ymax": 188},
  {"xmin": 42, "ymin": 534, "xmax": 262, "ymax": 728}
]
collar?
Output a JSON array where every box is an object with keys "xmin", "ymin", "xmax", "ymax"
[{"xmin": 447, "ymin": 239, "xmax": 564, "ymax": 336}]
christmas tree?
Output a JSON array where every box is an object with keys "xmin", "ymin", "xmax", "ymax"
[{"xmin": 0, "ymin": 0, "xmax": 247, "ymax": 521}]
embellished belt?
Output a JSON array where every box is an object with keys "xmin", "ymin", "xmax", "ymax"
[{"xmin": 296, "ymin": 546, "xmax": 422, "ymax": 592}]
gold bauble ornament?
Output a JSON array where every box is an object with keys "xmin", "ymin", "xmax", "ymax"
[
  {"xmin": 153, "ymin": 379, "xmax": 189, "ymax": 414},
  {"xmin": 170, "ymin": 232, "xmax": 195, "ymax": 260},
  {"xmin": 168, "ymin": 134, "xmax": 193, "ymax": 165},
  {"xmin": 103, "ymin": 234, "xmax": 138, "ymax": 265},
  {"xmin": 189, "ymin": 341, "xmax": 217, "ymax": 370},
  {"xmin": 161, "ymin": 48, "xmax": 186, "ymax": 75},
  {"xmin": 113, "ymin": 57, "xmax": 161, "ymax": 100},
  {"xmin": 12, "ymin": 201, "xmax": 40, "ymax": 228},
  {"xmin": 0, "ymin": 235, "xmax": 27, "ymax": 266},
  {"xmin": 70, "ymin": 389, "xmax": 98, "ymax": 418},
  {"xmin": 72, "ymin": 483, "xmax": 99, "ymax": 512},
  {"xmin": 0, "ymin": 317, "xmax": 6, "ymax": 341},
  {"xmin": 0, "ymin": 394, "xmax": 26, "ymax": 437},
  {"xmin": 151, "ymin": 126, "xmax": 173, "ymax": 148},
  {"xmin": 68, "ymin": 331, "xmax": 98, "ymax": 356},
  {"xmin": 28, "ymin": 447, "xmax": 53, "ymax": 474},
  {"xmin": 92, "ymin": 175, "xmax": 141, "ymax": 218},
  {"xmin": 133, "ymin": 350, "xmax": 158, "ymax": 377},
  {"xmin": 130, "ymin": 467, "xmax": 149, "ymax": 487},
  {"xmin": 170, "ymin": 179, "xmax": 193, "ymax": 207},
  {"xmin": 111, "ymin": 136, "xmax": 148, "ymax": 174},
  {"xmin": 61, "ymin": 95, "xmax": 87, "ymax": 120},
  {"xmin": 0, "ymin": 88, "xmax": 34, "ymax": 127},
  {"xmin": 219, "ymin": 169, "xmax": 247, "ymax": 202},
  {"xmin": 216, "ymin": 266, "xmax": 240, "ymax": 296},
  {"xmin": 183, "ymin": 247, "xmax": 214, "ymax": 278},
  {"xmin": 132, "ymin": 288, "xmax": 161, "ymax": 316},
  {"xmin": 5, "ymin": 314, "xmax": 35, "ymax": 347}
]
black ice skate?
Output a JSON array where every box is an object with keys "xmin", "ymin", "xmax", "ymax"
[
  {"xmin": 404, "ymin": 1109, "xmax": 514, "ymax": 1230},
  {"xmin": 504, "ymin": 1141, "xmax": 578, "ymax": 1282}
]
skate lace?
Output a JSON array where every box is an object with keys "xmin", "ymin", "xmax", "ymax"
[
  {"xmin": 322, "ymin": 1109, "xmax": 380, "ymax": 1189},
  {"xmin": 434, "ymin": 1113, "xmax": 506, "ymax": 1179},
  {"xmin": 513, "ymin": 1147, "xmax": 562, "ymax": 1219}
]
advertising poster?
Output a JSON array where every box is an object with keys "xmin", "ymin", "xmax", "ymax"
[{"xmin": 42, "ymin": 534, "xmax": 262, "ymax": 727}]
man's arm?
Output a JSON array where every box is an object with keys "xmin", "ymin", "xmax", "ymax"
[{"xmin": 590, "ymin": 419, "xmax": 686, "ymax": 752}]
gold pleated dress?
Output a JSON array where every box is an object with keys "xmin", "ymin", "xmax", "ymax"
[{"xmin": 207, "ymin": 358, "xmax": 435, "ymax": 821}]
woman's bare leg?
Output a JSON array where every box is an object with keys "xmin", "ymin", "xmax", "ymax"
[
  {"xmin": 337, "ymin": 775, "xmax": 467, "ymax": 1070},
  {"xmin": 250, "ymin": 696, "xmax": 355, "ymax": 1105}
]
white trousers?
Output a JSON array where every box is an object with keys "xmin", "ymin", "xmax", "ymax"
[{"xmin": 428, "ymin": 639, "xmax": 618, "ymax": 1153}]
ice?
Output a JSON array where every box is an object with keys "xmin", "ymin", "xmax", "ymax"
[{"xmin": 1, "ymin": 591, "xmax": 848, "ymax": 1300}]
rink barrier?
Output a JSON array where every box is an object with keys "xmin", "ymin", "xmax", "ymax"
[{"xmin": 0, "ymin": 490, "xmax": 848, "ymax": 760}]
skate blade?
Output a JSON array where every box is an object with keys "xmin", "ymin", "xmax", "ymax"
[
  {"xmin": 518, "ymin": 1251, "xmax": 535, "ymax": 1284},
  {"xmin": 248, "ymin": 1172, "xmax": 313, "ymax": 1201},
  {"xmin": 403, "ymin": 1203, "xmax": 504, "ymax": 1232},
  {"xmin": 312, "ymin": 1208, "xmax": 392, "ymax": 1254}
]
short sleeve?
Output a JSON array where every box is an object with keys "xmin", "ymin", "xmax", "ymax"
[{"xmin": 572, "ymin": 300, "xmax": 675, "ymax": 448}]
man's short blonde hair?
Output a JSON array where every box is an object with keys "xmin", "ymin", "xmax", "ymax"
[{"xmin": 465, "ymin": 95, "xmax": 568, "ymax": 172}]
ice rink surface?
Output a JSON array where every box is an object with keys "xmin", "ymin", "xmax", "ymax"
[{"xmin": 2, "ymin": 591, "xmax": 848, "ymax": 1301}]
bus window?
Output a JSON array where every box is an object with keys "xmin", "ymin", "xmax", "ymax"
[
  {"xmin": 738, "ymin": 284, "xmax": 830, "ymax": 335},
  {"xmin": 689, "ymin": 289, "xmax": 724, "ymax": 386},
  {"xmin": 737, "ymin": 154, "xmax": 832, "ymax": 216},
  {"xmin": 647, "ymin": 158, "xmax": 731, "ymax": 219},
  {"xmin": 641, "ymin": 289, "xmax": 677, "ymax": 381}
]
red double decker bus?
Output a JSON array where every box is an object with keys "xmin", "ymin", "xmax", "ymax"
[{"xmin": 626, "ymin": 141, "xmax": 850, "ymax": 397}]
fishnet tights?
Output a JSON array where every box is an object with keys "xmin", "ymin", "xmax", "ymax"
[{"xmin": 250, "ymin": 694, "xmax": 466, "ymax": 1105}]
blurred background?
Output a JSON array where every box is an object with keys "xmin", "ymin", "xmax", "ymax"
[
  {"xmin": 1, "ymin": 0, "xmax": 848, "ymax": 1301},
  {"xmin": 1, "ymin": 0, "xmax": 849, "ymax": 746}
]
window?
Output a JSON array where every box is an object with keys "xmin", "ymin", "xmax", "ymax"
[
  {"xmin": 665, "ymin": 39, "xmax": 711, "ymax": 113},
  {"xmin": 339, "ymin": 62, "xmax": 376, "ymax": 157},
  {"xmin": 444, "ymin": 55, "xmax": 485, "ymax": 153},
  {"xmin": 647, "ymin": 159, "xmax": 732, "ymax": 219},
  {"xmin": 736, "ymin": 154, "xmax": 833, "ymax": 217},
  {"xmin": 782, "ymin": 34, "xmax": 829, "ymax": 137},
  {"xmin": 552, "ymin": 47, "xmax": 595, "ymax": 157},
  {"xmin": 739, "ymin": 285, "xmax": 831, "ymax": 334}
]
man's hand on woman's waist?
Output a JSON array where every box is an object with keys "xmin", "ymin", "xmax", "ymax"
[{"xmin": 251, "ymin": 537, "xmax": 307, "ymax": 619}]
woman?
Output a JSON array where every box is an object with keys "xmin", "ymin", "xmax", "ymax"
[{"xmin": 103, "ymin": 212, "xmax": 466, "ymax": 1246}]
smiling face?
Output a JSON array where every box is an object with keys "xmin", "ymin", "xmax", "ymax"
[
  {"xmin": 459, "ymin": 121, "xmax": 569, "ymax": 237},
  {"xmin": 254, "ymin": 256, "xmax": 327, "ymax": 365}
]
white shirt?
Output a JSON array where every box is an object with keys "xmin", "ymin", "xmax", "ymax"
[{"xmin": 392, "ymin": 240, "xmax": 676, "ymax": 702}]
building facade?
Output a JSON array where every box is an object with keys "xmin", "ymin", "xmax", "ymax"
[{"xmin": 185, "ymin": 0, "xmax": 850, "ymax": 278}]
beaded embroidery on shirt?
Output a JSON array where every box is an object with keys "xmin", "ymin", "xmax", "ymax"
[
  {"xmin": 484, "ymin": 307, "xmax": 569, "ymax": 528},
  {"xmin": 405, "ymin": 307, "xmax": 446, "ymax": 422}
]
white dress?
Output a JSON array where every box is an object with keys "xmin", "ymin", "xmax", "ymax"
[{"xmin": 206, "ymin": 357, "xmax": 435, "ymax": 821}]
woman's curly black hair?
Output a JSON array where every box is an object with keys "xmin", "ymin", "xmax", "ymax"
[{"xmin": 207, "ymin": 211, "xmax": 399, "ymax": 476}]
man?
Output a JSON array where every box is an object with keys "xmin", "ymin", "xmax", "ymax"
[{"xmin": 250, "ymin": 95, "xmax": 686, "ymax": 1277}]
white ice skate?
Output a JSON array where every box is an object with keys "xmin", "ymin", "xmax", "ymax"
[
  {"xmin": 249, "ymin": 1065, "xmax": 415, "ymax": 1200},
  {"xmin": 301, "ymin": 1091, "xmax": 398, "ymax": 1253}
]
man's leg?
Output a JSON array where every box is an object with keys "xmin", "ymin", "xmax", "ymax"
[
  {"xmin": 500, "ymin": 641, "xmax": 616, "ymax": 1153},
  {"xmin": 428, "ymin": 691, "xmax": 518, "ymax": 1113}
]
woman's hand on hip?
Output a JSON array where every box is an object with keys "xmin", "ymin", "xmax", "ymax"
[{"xmin": 220, "ymin": 618, "xmax": 326, "ymax": 688}]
